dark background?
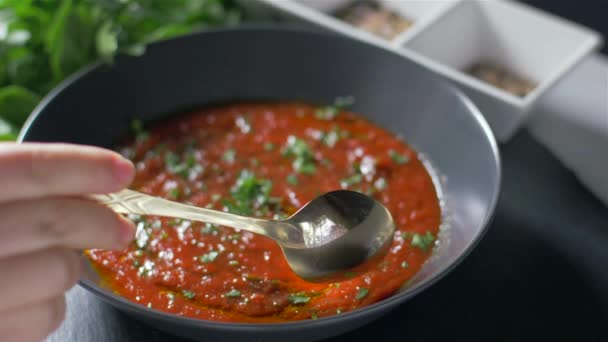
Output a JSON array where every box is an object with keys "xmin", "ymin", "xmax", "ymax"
[{"xmin": 522, "ymin": 0, "xmax": 608, "ymax": 54}]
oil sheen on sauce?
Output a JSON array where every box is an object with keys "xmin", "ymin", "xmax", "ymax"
[{"xmin": 86, "ymin": 102, "xmax": 441, "ymax": 322}]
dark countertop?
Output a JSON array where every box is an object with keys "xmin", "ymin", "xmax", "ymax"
[{"xmin": 47, "ymin": 130, "xmax": 608, "ymax": 341}]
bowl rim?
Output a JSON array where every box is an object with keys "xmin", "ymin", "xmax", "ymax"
[{"xmin": 19, "ymin": 25, "xmax": 502, "ymax": 330}]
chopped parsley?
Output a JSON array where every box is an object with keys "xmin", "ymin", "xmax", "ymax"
[
  {"xmin": 286, "ymin": 173, "xmax": 299, "ymax": 185},
  {"xmin": 389, "ymin": 150, "xmax": 410, "ymax": 165},
  {"xmin": 223, "ymin": 149, "xmax": 236, "ymax": 163},
  {"xmin": 288, "ymin": 293, "xmax": 311, "ymax": 305},
  {"xmin": 201, "ymin": 223, "xmax": 219, "ymax": 234},
  {"xmin": 282, "ymin": 136, "xmax": 316, "ymax": 174},
  {"xmin": 311, "ymin": 312, "xmax": 318, "ymax": 320},
  {"xmin": 401, "ymin": 261, "xmax": 409, "ymax": 268},
  {"xmin": 223, "ymin": 170, "xmax": 275, "ymax": 216},
  {"xmin": 340, "ymin": 173, "xmax": 363, "ymax": 189},
  {"xmin": 228, "ymin": 260, "xmax": 239, "ymax": 266},
  {"xmin": 356, "ymin": 288, "xmax": 369, "ymax": 300},
  {"xmin": 182, "ymin": 290, "xmax": 195, "ymax": 299},
  {"xmin": 130, "ymin": 119, "xmax": 149, "ymax": 142},
  {"xmin": 315, "ymin": 96, "xmax": 355, "ymax": 120},
  {"xmin": 411, "ymin": 231, "xmax": 436, "ymax": 252},
  {"xmin": 225, "ymin": 289, "xmax": 241, "ymax": 297},
  {"xmin": 169, "ymin": 188, "xmax": 180, "ymax": 199},
  {"xmin": 199, "ymin": 251, "xmax": 219, "ymax": 263},
  {"xmin": 263, "ymin": 142, "xmax": 275, "ymax": 151}
]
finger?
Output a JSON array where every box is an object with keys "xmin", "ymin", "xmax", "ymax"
[
  {"xmin": 0, "ymin": 197, "xmax": 135, "ymax": 258},
  {"xmin": 0, "ymin": 143, "xmax": 134, "ymax": 203},
  {"xmin": 0, "ymin": 295, "xmax": 66, "ymax": 342},
  {"xmin": 0, "ymin": 249, "xmax": 79, "ymax": 311}
]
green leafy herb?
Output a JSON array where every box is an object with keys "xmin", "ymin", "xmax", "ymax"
[
  {"xmin": 411, "ymin": 231, "xmax": 436, "ymax": 252},
  {"xmin": 286, "ymin": 173, "xmax": 299, "ymax": 186},
  {"xmin": 356, "ymin": 287, "xmax": 369, "ymax": 300},
  {"xmin": 228, "ymin": 260, "xmax": 239, "ymax": 266},
  {"xmin": 389, "ymin": 150, "xmax": 410, "ymax": 165},
  {"xmin": 263, "ymin": 142, "xmax": 275, "ymax": 151},
  {"xmin": 321, "ymin": 130, "xmax": 340, "ymax": 147},
  {"xmin": 401, "ymin": 261, "xmax": 409, "ymax": 268},
  {"xmin": 222, "ymin": 170, "xmax": 275, "ymax": 216},
  {"xmin": 223, "ymin": 148, "xmax": 236, "ymax": 163},
  {"xmin": 225, "ymin": 289, "xmax": 241, "ymax": 297},
  {"xmin": 314, "ymin": 96, "xmax": 354, "ymax": 120},
  {"xmin": 0, "ymin": 0, "xmax": 241, "ymax": 140},
  {"xmin": 311, "ymin": 312, "xmax": 318, "ymax": 320},
  {"xmin": 169, "ymin": 188, "xmax": 180, "ymax": 199},
  {"xmin": 182, "ymin": 290, "xmax": 195, "ymax": 300},
  {"xmin": 283, "ymin": 136, "xmax": 316, "ymax": 174},
  {"xmin": 288, "ymin": 292, "xmax": 311, "ymax": 305},
  {"xmin": 199, "ymin": 250, "xmax": 219, "ymax": 263},
  {"xmin": 340, "ymin": 174, "xmax": 363, "ymax": 189}
]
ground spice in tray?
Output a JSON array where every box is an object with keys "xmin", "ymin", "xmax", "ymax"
[
  {"xmin": 335, "ymin": 0, "xmax": 412, "ymax": 40},
  {"xmin": 467, "ymin": 62, "xmax": 537, "ymax": 97}
]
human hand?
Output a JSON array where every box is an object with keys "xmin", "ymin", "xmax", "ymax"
[{"xmin": 0, "ymin": 143, "xmax": 136, "ymax": 342}]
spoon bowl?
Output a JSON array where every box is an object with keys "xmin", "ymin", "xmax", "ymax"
[
  {"xmin": 283, "ymin": 190, "xmax": 395, "ymax": 280},
  {"xmin": 93, "ymin": 189, "xmax": 395, "ymax": 280}
]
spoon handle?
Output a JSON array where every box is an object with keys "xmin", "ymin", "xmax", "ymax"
[{"xmin": 90, "ymin": 189, "xmax": 301, "ymax": 247}]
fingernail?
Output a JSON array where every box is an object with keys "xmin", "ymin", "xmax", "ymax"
[{"xmin": 112, "ymin": 154, "xmax": 135, "ymax": 187}]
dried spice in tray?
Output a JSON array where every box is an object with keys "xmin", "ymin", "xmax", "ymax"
[
  {"xmin": 467, "ymin": 62, "xmax": 537, "ymax": 97},
  {"xmin": 335, "ymin": 0, "xmax": 412, "ymax": 40}
]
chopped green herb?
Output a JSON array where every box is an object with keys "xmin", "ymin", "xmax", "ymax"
[
  {"xmin": 336, "ymin": 308, "xmax": 343, "ymax": 314},
  {"xmin": 411, "ymin": 231, "xmax": 436, "ymax": 252},
  {"xmin": 283, "ymin": 136, "xmax": 317, "ymax": 174},
  {"xmin": 201, "ymin": 223, "xmax": 218, "ymax": 234},
  {"xmin": 182, "ymin": 290, "xmax": 195, "ymax": 299},
  {"xmin": 147, "ymin": 303, "xmax": 152, "ymax": 308},
  {"xmin": 340, "ymin": 174, "xmax": 363, "ymax": 189},
  {"xmin": 132, "ymin": 259, "xmax": 141, "ymax": 267},
  {"xmin": 264, "ymin": 142, "xmax": 275, "ymax": 151},
  {"xmin": 286, "ymin": 173, "xmax": 299, "ymax": 186},
  {"xmin": 314, "ymin": 96, "xmax": 354, "ymax": 120},
  {"xmin": 288, "ymin": 293, "xmax": 311, "ymax": 305},
  {"xmin": 401, "ymin": 261, "xmax": 409, "ymax": 268},
  {"xmin": 228, "ymin": 260, "xmax": 239, "ymax": 266},
  {"xmin": 229, "ymin": 233, "xmax": 241, "ymax": 240},
  {"xmin": 225, "ymin": 289, "xmax": 241, "ymax": 297},
  {"xmin": 311, "ymin": 312, "xmax": 318, "ymax": 320},
  {"xmin": 199, "ymin": 251, "xmax": 219, "ymax": 263},
  {"xmin": 315, "ymin": 106, "xmax": 339, "ymax": 120},
  {"xmin": 169, "ymin": 188, "xmax": 180, "ymax": 199},
  {"xmin": 321, "ymin": 130, "xmax": 339, "ymax": 147},
  {"xmin": 211, "ymin": 194, "xmax": 222, "ymax": 202},
  {"xmin": 356, "ymin": 288, "xmax": 369, "ymax": 300},
  {"xmin": 389, "ymin": 150, "xmax": 410, "ymax": 165},
  {"xmin": 130, "ymin": 119, "xmax": 149, "ymax": 141},
  {"xmin": 223, "ymin": 170, "xmax": 274, "ymax": 216},
  {"xmin": 223, "ymin": 149, "xmax": 236, "ymax": 163},
  {"xmin": 400, "ymin": 231, "xmax": 410, "ymax": 240},
  {"xmin": 161, "ymin": 231, "xmax": 169, "ymax": 240}
]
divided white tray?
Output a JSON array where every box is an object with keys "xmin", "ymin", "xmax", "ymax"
[{"xmin": 251, "ymin": 0, "xmax": 603, "ymax": 141}]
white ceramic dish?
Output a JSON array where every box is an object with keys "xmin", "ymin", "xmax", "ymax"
[{"xmin": 253, "ymin": 0, "xmax": 603, "ymax": 141}]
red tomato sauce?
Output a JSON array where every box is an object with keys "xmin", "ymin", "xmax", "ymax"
[{"xmin": 87, "ymin": 102, "xmax": 441, "ymax": 322}]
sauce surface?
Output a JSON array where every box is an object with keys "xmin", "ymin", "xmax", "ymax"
[{"xmin": 87, "ymin": 102, "xmax": 441, "ymax": 322}]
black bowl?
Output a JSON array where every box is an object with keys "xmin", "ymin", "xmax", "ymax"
[{"xmin": 20, "ymin": 27, "xmax": 500, "ymax": 342}]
